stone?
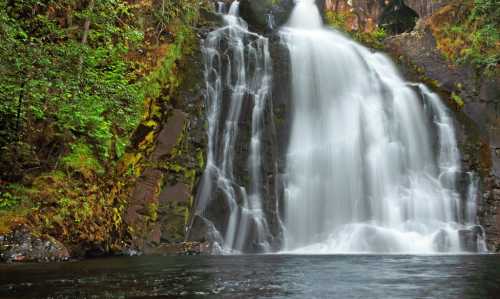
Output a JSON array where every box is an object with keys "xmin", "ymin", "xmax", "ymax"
[
  {"xmin": 151, "ymin": 110, "xmax": 187, "ymax": 162},
  {"xmin": 143, "ymin": 241, "xmax": 210, "ymax": 255},
  {"xmin": 458, "ymin": 226, "xmax": 484, "ymax": 252},
  {"xmin": 239, "ymin": 0, "xmax": 294, "ymax": 32},
  {"xmin": 0, "ymin": 226, "xmax": 70, "ymax": 263},
  {"xmin": 404, "ymin": 0, "xmax": 449, "ymax": 20},
  {"xmin": 159, "ymin": 183, "xmax": 190, "ymax": 204}
]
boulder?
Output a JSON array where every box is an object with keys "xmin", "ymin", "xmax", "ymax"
[{"xmin": 0, "ymin": 226, "xmax": 70, "ymax": 263}]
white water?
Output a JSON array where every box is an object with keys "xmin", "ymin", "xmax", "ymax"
[
  {"xmin": 281, "ymin": 0, "xmax": 486, "ymax": 254},
  {"xmin": 192, "ymin": 0, "xmax": 487, "ymax": 254},
  {"xmin": 194, "ymin": 1, "xmax": 273, "ymax": 253}
]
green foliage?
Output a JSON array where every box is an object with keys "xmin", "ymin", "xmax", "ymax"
[
  {"xmin": 451, "ymin": 92, "xmax": 465, "ymax": 109},
  {"xmin": 0, "ymin": 0, "xmax": 144, "ymax": 171},
  {"xmin": 0, "ymin": 0, "xmax": 204, "ymax": 178},
  {"xmin": 324, "ymin": 11, "xmax": 387, "ymax": 49},
  {"xmin": 0, "ymin": 0, "xmax": 203, "ymax": 248},
  {"xmin": 61, "ymin": 141, "xmax": 105, "ymax": 177},
  {"xmin": 434, "ymin": 0, "xmax": 499, "ymax": 75},
  {"xmin": 0, "ymin": 183, "xmax": 30, "ymax": 211},
  {"xmin": 0, "ymin": 192, "xmax": 21, "ymax": 210},
  {"xmin": 152, "ymin": 0, "xmax": 199, "ymax": 42},
  {"xmin": 325, "ymin": 11, "xmax": 347, "ymax": 29}
]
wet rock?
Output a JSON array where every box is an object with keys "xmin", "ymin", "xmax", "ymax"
[
  {"xmin": 116, "ymin": 245, "xmax": 142, "ymax": 257},
  {"xmin": 240, "ymin": 0, "xmax": 294, "ymax": 32},
  {"xmin": 0, "ymin": 226, "xmax": 70, "ymax": 263},
  {"xmin": 459, "ymin": 226, "xmax": 484, "ymax": 252},
  {"xmin": 433, "ymin": 230, "xmax": 451, "ymax": 252},
  {"xmin": 144, "ymin": 241, "xmax": 210, "ymax": 256},
  {"xmin": 159, "ymin": 183, "xmax": 191, "ymax": 243}
]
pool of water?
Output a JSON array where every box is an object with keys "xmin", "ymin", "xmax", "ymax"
[{"xmin": 1, "ymin": 255, "xmax": 500, "ymax": 298}]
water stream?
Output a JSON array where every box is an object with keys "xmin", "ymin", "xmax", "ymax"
[{"xmin": 193, "ymin": 0, "xmax": 273, "ymax": 253}]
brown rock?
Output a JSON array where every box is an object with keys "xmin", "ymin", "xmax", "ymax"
[
  {"xmin": 159, "ymin": 183, "xmax": 190, "ymax": 204},
  {"xmin": 151, "ymin": 110, "xmax": 187, "ymax": 162},
  {"xmin": 404, "ymin": 0, "xmax": 449, "ymax": 19}
]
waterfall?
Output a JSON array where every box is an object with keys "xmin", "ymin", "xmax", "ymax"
[
  {"xmin": 193, "ymin": 1, "xmax": 273, "ymax": 253},
  {"xmin": 191, "ymin": 0, "xmax": 487, "ymax": 254},
  {"xmin": 281, "ymin": 0, "xmax": 486, "ymax": 253}
]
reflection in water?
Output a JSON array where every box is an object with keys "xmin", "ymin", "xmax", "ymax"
[{"xmin": 1, "ymin": 255, "xmax": 500, "ymax": 298}]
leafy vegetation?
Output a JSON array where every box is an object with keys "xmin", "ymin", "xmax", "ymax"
[
  {"xmin": 430, "ymin": 0, "xmax": 499, "ymax": 75},
  {"xmin": 325, "ymin": 11, "xmax": 387, "ymax": 49},
  {"xmin": 0, "ymin": 0, "xmax": 204, "ymax": 253}
]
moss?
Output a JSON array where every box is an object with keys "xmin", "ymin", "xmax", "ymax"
[
  {"xmin": 148, "ymin": 202, "xmax": 159, "ymax": 222},
  {"xmin": 451, "ymin": 92, "xmax": 465, "ymax": 109},
  {"xmin": 196, "ymin": 149, "xmax": 205, "ymax": 169},
  {"xmin": 61, "ymin": 141, "xmax": 105, "ymax": 179},
  {"xmin": 428, "ymin": 1, "xmax": 499, "ymax": 76}
]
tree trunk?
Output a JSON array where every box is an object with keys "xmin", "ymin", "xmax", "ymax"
[
  {"xmin": 81, "ymin": 0, "xmax": 94, "ymax": 45},
  {"xmin": 15, "ymin": 81, "xmax": 26, "ymax": 141},
  {"xmin": 79, "ymin": 0, "xmax": 95, "ymax": 74}
]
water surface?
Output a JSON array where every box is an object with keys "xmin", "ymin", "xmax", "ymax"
[{"xmin": 1, "ymin": 255, "xmax": 500, "ymax": 298}]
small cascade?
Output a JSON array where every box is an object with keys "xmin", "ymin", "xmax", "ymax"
[
  {"xmin": 192, "ymin": 0, "xmax": 273, "ymax": 253},
  {"xmin": 216, "ymin": 1, "xmax": 226, "ymax": 14}
]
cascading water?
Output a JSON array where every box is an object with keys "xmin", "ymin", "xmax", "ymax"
[
  {"xmin": 192, "ymin": 0, "xmax": 486, "ymax": 254},
  {"xmin": 192, "ymin": 1, "xmax": 273, "ymax": 253},
  {"xmin": 281, "ymin": 0, "xmax": 486, "ymax": 253}
]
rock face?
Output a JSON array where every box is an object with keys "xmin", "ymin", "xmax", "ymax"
[
  {"xmin": 324, "ymin": 0, "xmax": 383, "ymax": 32},
  {"xmin": 240, "ymin": 0, "xmax": 295, "ymax": 31},
  {"xmin": 405, "ymin": 0, "xmax": 449, "ymax": 19},
  {"xmin": 459, "ymin": 226, "xmax": 486, "ymax": 252},
  {"xmin": 123, "ymin": 13, "xmax": 216, "ymax": 254},
  {"xmin": 0, "ymin": 227, "xmax": 70, "ymax": 263}
]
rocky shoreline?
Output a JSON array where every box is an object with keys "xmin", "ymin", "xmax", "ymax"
[{"xmin": 0, "ymin": 226, "xmax": 210, "ymax": 263}]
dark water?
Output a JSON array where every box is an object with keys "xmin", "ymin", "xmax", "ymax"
[{"xmin": 1, "ymin": 255, "xmax": 500, "ymax": 298}]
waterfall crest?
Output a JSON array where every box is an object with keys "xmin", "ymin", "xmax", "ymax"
[{"xmin": 281, "ymin": 0, "xmax": 486, "ymax": 253}]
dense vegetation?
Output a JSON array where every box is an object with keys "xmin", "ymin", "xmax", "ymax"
[
  {"xmin": 430, "ymin": 0, "xmax": 499, "ymax": 75},
  {"xmin": 0, "ymin": 0, "xmax": 203, "ymax": 252}
]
